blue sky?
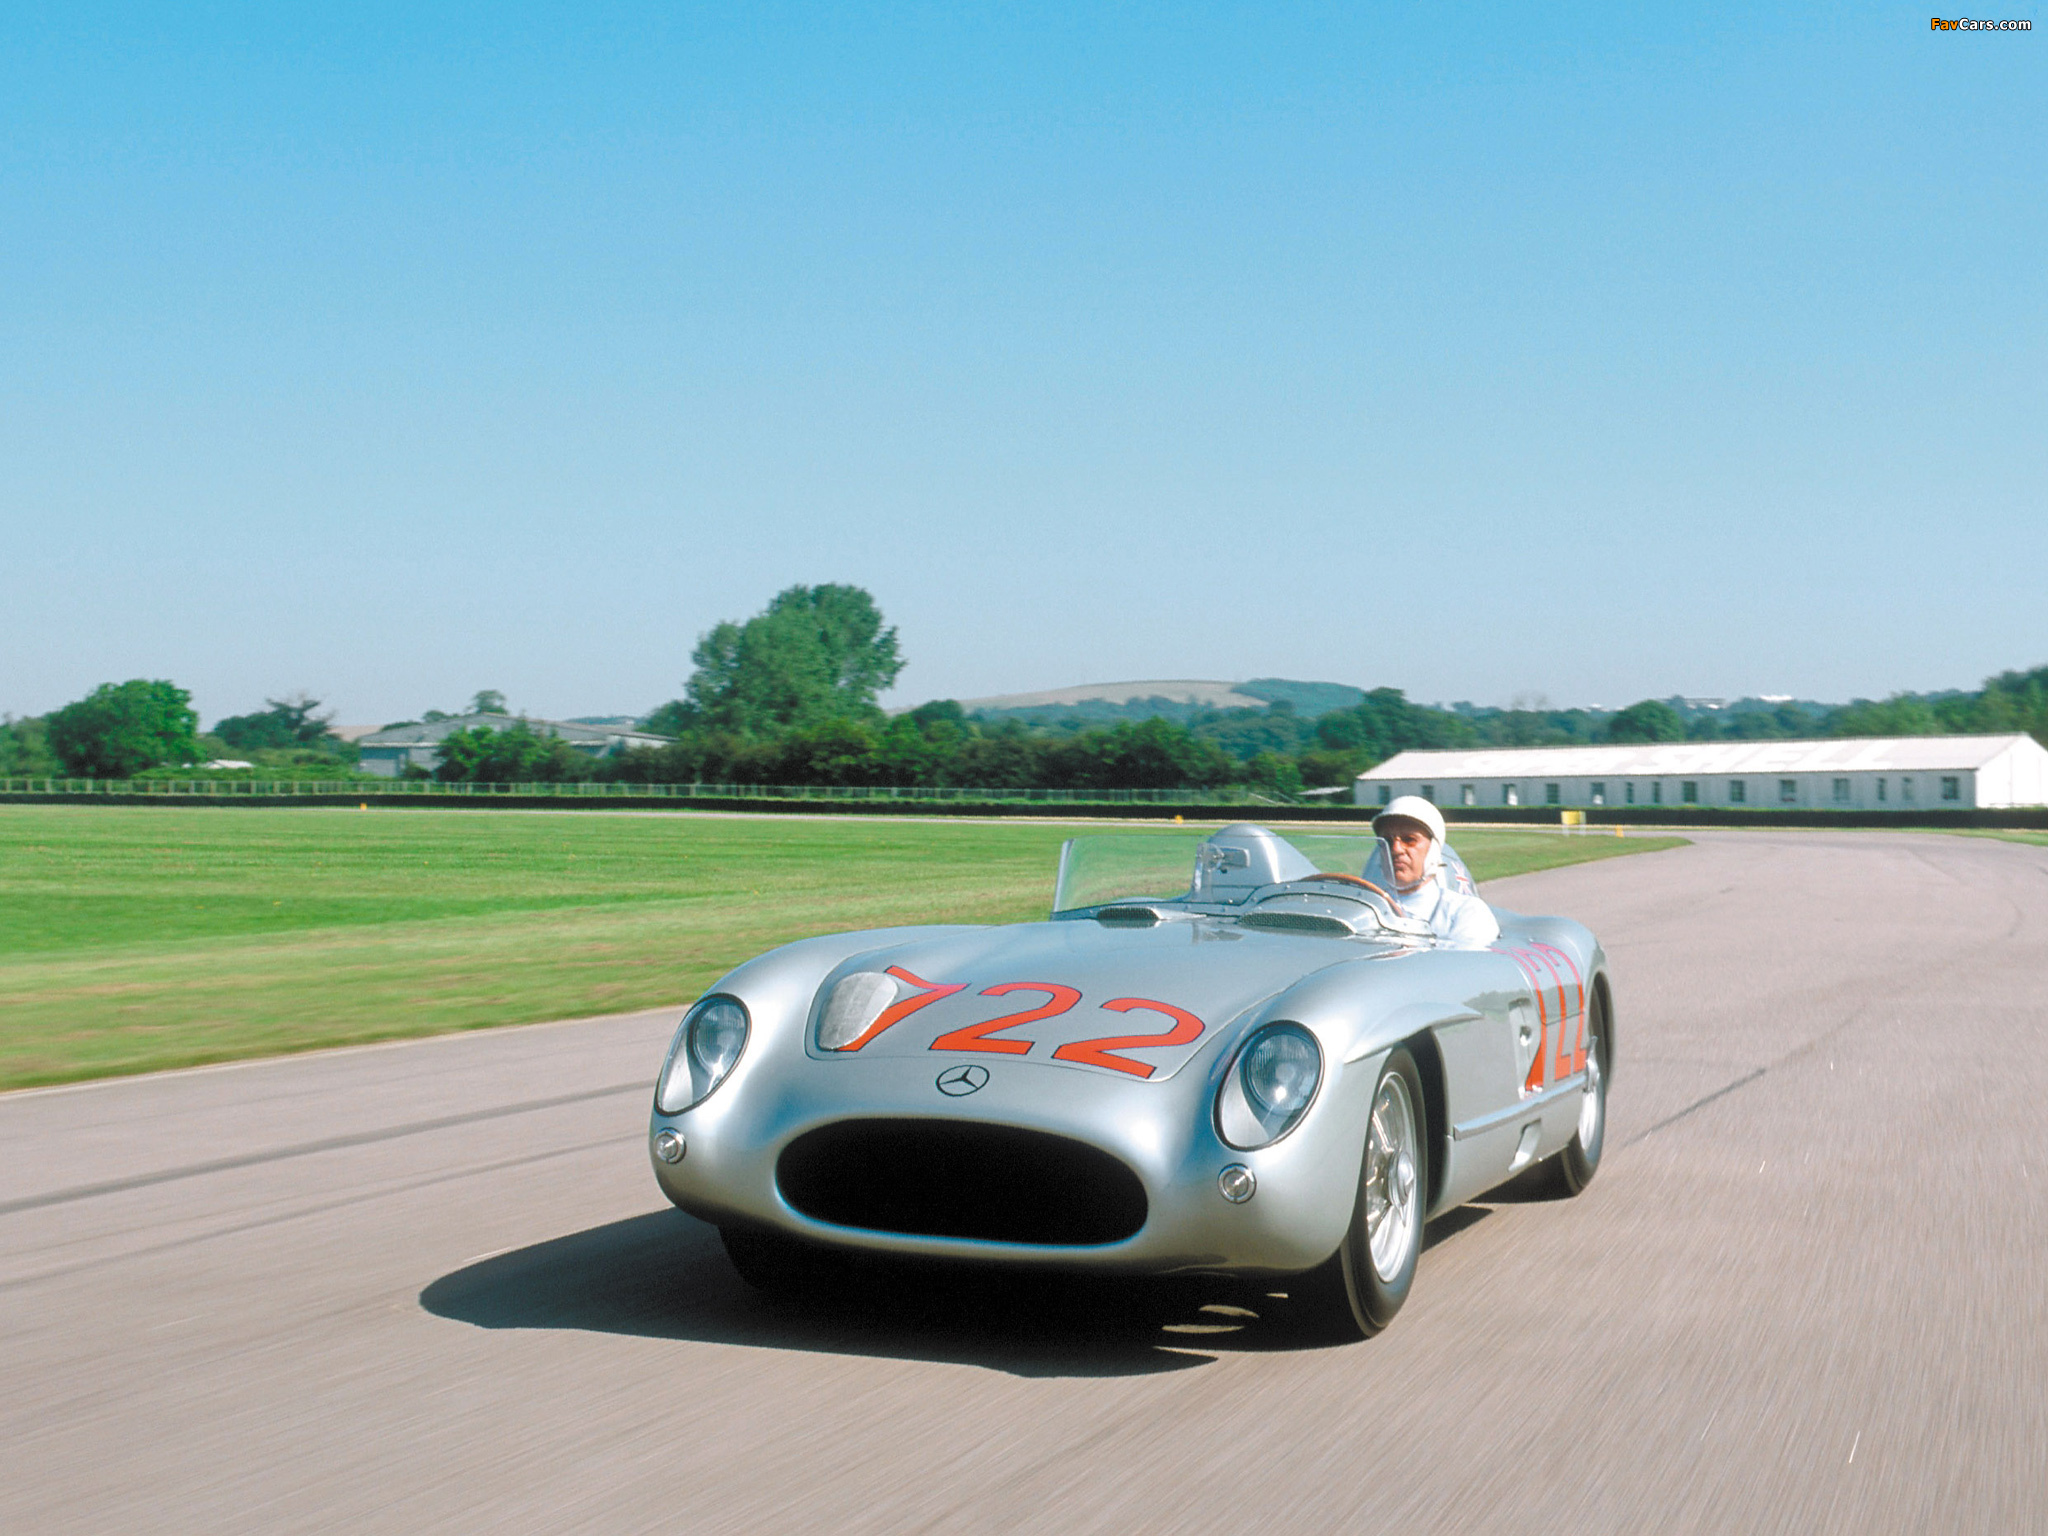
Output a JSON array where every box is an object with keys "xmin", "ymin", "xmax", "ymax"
[{"xmin": 3, "ymin": 3, "xmax": 2040, "ymax": 726}]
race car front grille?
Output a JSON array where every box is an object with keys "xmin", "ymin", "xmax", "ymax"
[{"xmin": 776, "ymin": 1119, "xmax": 1148, "ymax": 1246}]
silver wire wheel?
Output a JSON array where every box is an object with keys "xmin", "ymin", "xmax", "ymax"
[
  {"xmin": 1577, "ymin": 1044, "xmax": 1603, "ymax": 1149},
  {"xmin": 1286, "ymin": 1046, "xmax": 1428, "ymax": 1341},
  {"xmin": 1364, "ymin": 1070, "xmax": 1421, "ymax": 1283},
  {"xmin": 1552, "ymin": 983, "xmax": 1608, "ymax": 1197}
]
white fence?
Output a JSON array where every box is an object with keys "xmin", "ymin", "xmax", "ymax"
[{"xmin": 0, "ymin": 777, "xmax": 1258, "ymax": 805}]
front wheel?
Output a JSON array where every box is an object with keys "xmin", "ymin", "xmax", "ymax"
[
  {"xmin": 1550, "ymin": 984, "xmax": 1608, "ymax": 1196},
  {"xmin": 1290, "ymin": 1047, "xmax": 1428, "ymax": 1340}
]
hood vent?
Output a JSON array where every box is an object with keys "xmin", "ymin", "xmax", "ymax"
[
  {"xmin": 1237, "ymin": 911, "xmax": 1356, "ymax": 937},
  {"xmin": 1093, "ymin": 905, "xmax": 1164, "ymax": 926}
]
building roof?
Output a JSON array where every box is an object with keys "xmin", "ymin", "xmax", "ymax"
[
  {"xmin": 356, "ymin": 714, "xmax": 672, "ymax": 748},
  {"xmin": 1356, "ymin": 734, "xmax": 2040, "ymax": 781}
]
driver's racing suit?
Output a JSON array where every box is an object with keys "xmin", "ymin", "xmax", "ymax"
[
  {"xmin": 1364, "ymin": 839, "xmax": 1502, "ymax": 948},
  {"xmin": 1391, "ymin": 871, "xmax": 1500, "ymax": 948}
]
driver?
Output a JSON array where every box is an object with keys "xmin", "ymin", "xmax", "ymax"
[{"xmin": 1370, "ymin": 796, "xmax": 1500, "ymax": 947}]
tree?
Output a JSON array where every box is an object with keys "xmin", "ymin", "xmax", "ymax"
[
  {"xmin": 0, "ymin": 714, "xmax": 59, "ymax": 776},
  {"xmin": 1828, "ymin": 694, "xmax": 1941, "ymax": 738},
  {"xmin": 1312, "ymin": 688, "xmax": 1475, "ymax": 768},
  {"xmin": 213, "ymin": 694, "xmax": 337, "ymax": 752},
  {"xmin": 46, "ymin": 680, "xmax": 201, "ymax": 777},
  {"xmin": 469, "ymin": 690, "xmax": 509, "ymax": 716},
  {"xmin": 1604, "ymin": 699, "xmax": 1685, "ymax": 744},
  {"xmin": 771, "ymin": 717, "xmax": 884, "ymax": 786},
  {"xmin": 434, "ymin": 721, "xmax": 589, "ymax": 782},
  {"xmin": 946, "ymin": 723, "xmax": 1046, "ymax": 789},
  {"xmin": 670, "ymin": 584, "xmax": 904, "ymax": 735},
  {"xmin": 1976, "ymin": 663, "xmax": 2048, "ymax": 748},
  {"xmin": 1189, "ymin": 701, "xmax": 1315, "ymax": 762},
  {"xmin": 1045, "ymin": 718, "xmax": 1233, "ymax": 790},
  {"xmin": 907, "ymin": 699, "xmax": 966, "ymax": 730},
  {"xmin": 1245, "ymin": 751, "xmax": 1305, "ymax": 797}
]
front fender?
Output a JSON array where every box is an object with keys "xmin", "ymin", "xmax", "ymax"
[{"xmin": 671, "ymin": 925, "xmax": 988, "ymax": 1096}]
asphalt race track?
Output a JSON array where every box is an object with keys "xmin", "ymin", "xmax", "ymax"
[{"xmin": 5, "ymin": 830, "xmax": 2045, "ymax": 1533}]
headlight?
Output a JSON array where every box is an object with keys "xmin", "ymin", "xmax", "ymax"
[
  {"xmin": 1216, "ymin": 1023, "xmax": 1323, "ymax": 1149},
  {"xmin": 816, "ymin": 970, "xmax": 897, "ymax": 1051},
  {"xmin": 655, "ymin": 995, "xmax": 750, "ymax": 1114}
]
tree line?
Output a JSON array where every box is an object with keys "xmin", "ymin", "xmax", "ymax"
[
  {"xmin": 0, "ymin": 685, "xmax": 362, "ymax": 779},
  {"xmin": 453, "ymin": 587, "xmax": 2048, "ymax": 792},
  {"xmin": 4, "ymin": 584, "xmax": 2044, "ymax": 791}
]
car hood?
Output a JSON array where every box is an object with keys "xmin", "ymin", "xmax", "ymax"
[{"xmin": 806, "ymin": 916, "xmax": 1376, "ymax": 1082}]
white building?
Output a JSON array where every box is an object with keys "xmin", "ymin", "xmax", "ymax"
[
  {"xmin": 355, "ymin": 714, "xmax": 672, "ymax": 778},
  {"xmin": 1355, "ymin": 734, "xmax": 2048, "ymax": 812}
]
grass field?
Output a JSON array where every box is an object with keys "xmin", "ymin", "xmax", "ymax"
[{"xmin": 0, "ymin": 807, "xmax": 1686, "ymax": 1090}]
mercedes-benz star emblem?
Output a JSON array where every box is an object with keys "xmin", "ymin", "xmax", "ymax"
[{"xmin": 935, "ymin": 1064, "xmax": 990, "ymax": 1096}]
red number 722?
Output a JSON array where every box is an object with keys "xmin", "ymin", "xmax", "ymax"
[{"xmin": 927, "ymin": 983, "xmax": 1204, "ymax": 1079}]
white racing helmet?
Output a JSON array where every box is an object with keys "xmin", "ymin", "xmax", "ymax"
[
  {"xmin": 1367, "ymin": 795, "xmax": 1473, "ymax": 894},
  {"xmin": 1372, "ymin": 794, "xmax": 1447, "ymax": 848}
]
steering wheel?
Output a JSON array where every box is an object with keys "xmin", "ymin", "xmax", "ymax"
[{"xmin": 1302, "ymin": 872, "xmax": 1400, "ymax": 906}]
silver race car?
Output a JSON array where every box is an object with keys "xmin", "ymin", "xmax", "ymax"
[{"xmin": 648, "ymin": 822, "xmax": 1611, "ymax": 1338}]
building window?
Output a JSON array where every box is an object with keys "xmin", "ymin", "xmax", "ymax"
[
  {"xmin": 1729, "ymin": 779, "xmax": 1746, "ymax": 804},
  {"xmin": 1503, "ymin": 784, "xmax": 1519, "ymax": 806},
  {"xmin": 1876, "ymin": 778, "xmax": 1887, "ymax": 803},
  {"xmin": 1625, "ymin": 782, "xmax": 1635, "ymax": 804},
  {"xmin": 1651, "ymin": 781, "xmax": 1663, "ymax": 804},
  {"xmin": 1832, "ymin": 778, "xmax": 1851, "ymax": 804},
  {"xmin": 1421, "ymin": 785, "xmax": 1436, "ymax": 803},
  {"xmin": 1591, "ymin": 782, "xmax": 1607, "ymax": 806},
  {"xmin": 1545, "ymin": 782, "xmax": 1561, "ymax": 805},
  {"xmin": 1460, "ymin": 784, "xmax": 1476, "ymax": 805},
  {"xmin": 1779, "ymin": 779, "xmax": 1797, "ymax": 804},
  {"xmin": 1681, "ymin": 780, "xmax": 1699, "ymax": 803},
  {"xmin": 1901, "ymin": 777, "xmax": 1915, "ymax": 802},
  {"xmin": 1941, "ymin": 775, "xmax": 1960, "ymax": 802},
  {"xmin": 1377, "ymin": 784, "xmax": 1392, "ymax": 805}
]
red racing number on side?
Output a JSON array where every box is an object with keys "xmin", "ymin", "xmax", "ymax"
[
  {"xmin": 1524, "ymin": 946, "xmax": 1576, "ymax": 1080},
  {"xmin": 1051, "ymin": 997, "xmax": 1206, "ymax": 1079},
  {"xmin": 929, "ymin": 982, "xmax": 1081, "ymax": 1056},
  {"xmin": 1529, "ymin": 942, "xmax": 1586, "ymax": 1073},
  {"xmin": 1501, "ymin": 948, "xmax": 1552, "ymax": 1093}
]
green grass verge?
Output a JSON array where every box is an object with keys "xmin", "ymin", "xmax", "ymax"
[
  {"xmin": 0, "ymin": 807, "xmax": 1685, "ymax": 1090},
  {"xmin": 1945, "ymin": 829, "xmax": 2048, "ymax": 847}
]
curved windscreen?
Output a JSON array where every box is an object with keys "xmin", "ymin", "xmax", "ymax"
[
  {"xmin": 1052, "ymin": 832, "xmax": 1207, "ymax": 914},
  {"xmin": 1052, "ymin": 828, "xmax": 1393, "ymax": 914}
]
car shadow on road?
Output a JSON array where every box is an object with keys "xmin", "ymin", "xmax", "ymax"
[
  {"xmin": 1421, "ymin": 1203, "xmax": 1494, "ymax": 1244},
  {"xmin": 420, "ymin": 1205, "xmax": 1497, "ymax": 1379},
  {"xmin": 1481, "ymin": 1162, "xmax": 1580, "ymax": 1204}
]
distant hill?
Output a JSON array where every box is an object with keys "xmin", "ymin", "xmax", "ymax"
[
  {"xmin": 954, "ymin": 680, "xmax": 1262, "ymax": 713},
  {"xmin": 952, "ymin": 678, "xmax": 1363, "ymax": 729},
  {"xmin": 1237, "ymin": 679, "xmax": 1371, "ymax": 717}
]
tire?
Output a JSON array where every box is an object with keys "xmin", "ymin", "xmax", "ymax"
[
  {"xmin": 1551, "ymin": 984, "xmax": 1608, "ymax": 1196},
  {"xmin": 719, "ymin": 1225, "xmax": 837, "ymax": 1299},
  {"xmin": 1290, "ymin": 1047, "xmax": 1428, "ymax": 1341}
]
